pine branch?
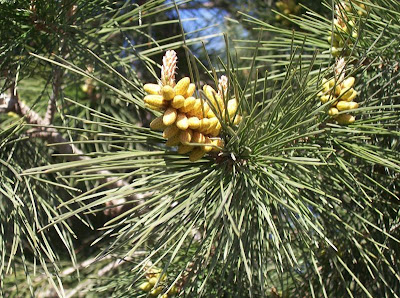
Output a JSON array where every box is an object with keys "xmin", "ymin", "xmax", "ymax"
[
  {"xmin": 0, "ymin": 89, "xmax": 148, "ymax": 215},
  {"xmin": 44, "ymin": 60, "xmax": 64, "ymax": 125},
  {"xmin": 44, "ymin": 3, "xmax": 76, "ymax": 125}
]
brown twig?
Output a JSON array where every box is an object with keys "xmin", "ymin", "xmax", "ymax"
[
  {"xmin": 44, "ymin": 1, "xmax": 72, "ymax": 125},
  {"xmin": 44, "ymin": 64, "xmax": 64, "ymax": 125}
]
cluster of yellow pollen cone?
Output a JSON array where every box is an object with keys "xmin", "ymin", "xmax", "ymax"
[
  {"xmin": 318, "ymin": 59, "xmax": 359, "ymax": 125},
  {"xmin": 138, "ymin": 267, "xmax": 178, "ymax": 297},
  {"xmin": 143, "ymin": 50, "xmax": 241, "ymax": 162},
  {"xmin": 329, "ymin": 0, "xmax": 367, "ymax": 57}
]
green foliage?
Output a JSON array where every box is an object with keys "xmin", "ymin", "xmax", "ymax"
[{"xmin": 1, "ymin": 0, "xmax": 400, "ymax": 297}]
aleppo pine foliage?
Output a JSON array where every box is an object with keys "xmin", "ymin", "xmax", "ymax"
[{"xmin": 1, "ymin": 0, "xmax": 400, "ymax": 297}]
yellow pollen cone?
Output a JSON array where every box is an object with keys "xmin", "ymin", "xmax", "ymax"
[
  {"xmin": 214, "ymin": 93, "xmax": 225, "ymax": 110},
  {"xmin": 207, "ymin": 109, "xmax": 216, "ymax": 118},
  {"xmin": 178, "ymin": 144, "xmax": 193, "ymax": 154},
  {"xmin": 163, "ymin": 125, "xmax": 180, "ymax": 138},
  {"xmin": 346, "ymin": 90, "xmax": 358, "ymax": 102},
  {"xmin": 332, "ymin": 47, "xmax": 340, "ymax": 57},
  {"xmin": 150, "ymin": 116, "xmax": 166, "ymax": 131},
  {"xmin": 144, "ymin": 83, "xmax": 161, "ymax": 95},
  {"xmin": 139, "ymin": 282, "xmax": 153, "ymax": 292},
  {"xmin": 199, "ymin": 118, "xmax": 211, "ymax": 133},
  {"xmin": 180, "ymin": 96, "xmax": 196, "ymax": 113},
  {"xmin": 149, "ymin": 286, "xmax": 163, "ymax": 296},
  {"xmin": 328, "ymin": 107, "xmax": 339, "ymax": 117},
  {"xmin": 7, "ymin": 112, "xmax": 19, "ymax": 118},
  {"xmin": 340, "ymin": 88, "xmax": 354, "ymax": 101},
  {"xmin": 172, "ymin": 95, "xmax": 185, "ymax": 109},
  {"xmin": 148, "ymin": 277, "xmax": 158, "ymax": 286},
  {"xmin": 205, "ymin": 117, "xmax": 219, "ymax": 135},
  {"xmin": 322, "ymin": 83, "xmax": 330, "ymax": 93},
  {"xmin": 187, "ymin": 109, "xmax": 200, "ymax": 119},
  {"xmin": 203, "ymin": 85, "xmax": 215, "ymax": 99},
  {"xmin": 192, "ymin": 131, "xmax": 205, "ymax": 143},
  {"xmin": 320, "ymin": 94, "xmax": 336, "ymax": 104},
  {"xmin": 337, "ymin": 101, "xmax": 358, "ymax": 111},
  {"xmin": 276, "ymin": 1, "xmax": 284, "ymax": 9},
  {"xmin": 179, "ymin": 129, "xmax": 193, "ymax": 144},
  {"xmin": 144, "ymin": 95, "xmax": 166, "ymax": 108},
  {"xmin": 187, "ymin": 117, "xmax": 201, "ymax": 130},
  {"xmin": 203, "ymin": 136, "xmax": 213, "ymax": 152},
  {"xmin": 335, "ymin": 114, "xmax": 356, "ymax": 125},
  {"xmin": 342, "ymin": 77, "xmax": 355, "ymax": 90},
  {"xmin": 188, "ymin": 101, "xmax": 209, "ymax": 119},
  {"xmin": 191, "ymin": 98, "xmax": 202, "ymax": 113},
  {"xmin": 163, "ymin": 107, "xmax": 177, "ymax": 126},
  {"xmin": 166, "ymin": 134, "xmax": 181, "ymax": 146},
  {"xmin": 168, "ymin": 285, "xmax": 179, "ymax": 295},
  {"xmin": 174, "ymin": 77, "xmax": 190, "ymax": 96},
  {"xmin": 145, "ymin": 103, "xmax": 163, "ymax": 112},
  {"xmin": 348, "ymin": 101, "xmax": 359, "ymax": 110},
  {"xmin": 201, "ymin": 101, "xmax": 210, "ymax": 115},
  {"xmin": 161, "ymin": 85, "xmax": 175, "ymax": 100},
  {"xmin": 189, "ymin": 148, "xmax": 206, "ymax": 162},
  {"xmin": 210, "ymin": 121, "xmax": 221, "ymax": 137},
  {"xmin": 176, "ymin": 113, "xmax": 189, "ymax": 130},
  {"xmin": 336, "ymin": 101, "xmax": 350, "ymax": 111},
  {"xmin": 233, "ymin": 114, "xmax": 242, "ymax": 125},
  {"xmin": 334, "ymin": 84, "xmax": 342, "ymax": 96},
  {"xmin": 185, "ymin": 83, "xmax": 196, "ymax": 98},
  {"xmin": 211, "ymin": 138, "xmax": 224, "ymax": 151},
  {"xmin": 227, "ymin": 99, "xmax": 238, "ymax": 117},
  {"xmin": 320, "ymin": 95, "xmax": 329, "ymax": 104},
  {"xmin": 203, "ymin": 85, "xmax": 221, "ymax": 109}
]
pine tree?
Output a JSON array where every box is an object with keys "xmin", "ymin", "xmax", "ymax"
[{"xmin": 1, "ymin": 0, "xmax": 399, "ymax": 297}]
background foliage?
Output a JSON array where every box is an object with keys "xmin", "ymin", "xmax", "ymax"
[{"xmin": 0, "ymin": 0, "xmax": 399, "ymax": 297}]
